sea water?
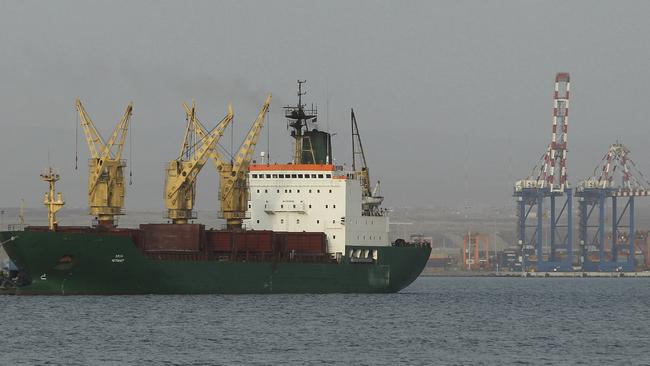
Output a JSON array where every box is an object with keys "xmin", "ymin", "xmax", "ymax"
[{"xmin": 1, "ymin": 277, "xmax": 649, "ymax": 365}]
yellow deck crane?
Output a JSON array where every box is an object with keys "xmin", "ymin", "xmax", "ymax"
[
  {"xmin": 164, "ymin": 103, "xmax": 233, "ymax": 224},
  {"xmin": 185, "ymin": 94, "xmax": 271, "ymax": 229},
  {"xmin": 76, "ymin": 99, "xmax": 133, "ymax": 228}
]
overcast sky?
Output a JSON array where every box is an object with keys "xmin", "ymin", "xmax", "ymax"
[{"xmin": 1, "ymin": 1, "xmax": 650, "ymax": 213}]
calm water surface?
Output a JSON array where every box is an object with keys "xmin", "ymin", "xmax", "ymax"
[{"xmin": 1, "ymin": 277, "xmax": 649, "ymax": 365}]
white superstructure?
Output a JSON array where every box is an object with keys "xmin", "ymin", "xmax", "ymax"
[{"xmin": 244, "ymin": 163, "xmax": 389, "ymax": 255}]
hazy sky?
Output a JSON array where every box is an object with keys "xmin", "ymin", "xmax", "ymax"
[{"xmin": 1, "ymin": 1, "xmax": 650, "ymax": 213}]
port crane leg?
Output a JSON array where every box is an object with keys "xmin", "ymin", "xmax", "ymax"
[
  {"xmin": 536, "ymin": 193, "xmax": 543, "ymax": 270},
  {"xmin": 612, "ymin": 197, "xmax": 618, "ymax": 263},
  {"xmin": 598, "ymin": 192, "xmax": 606, "ymax": 271},
  {"xmin": 629, "ymin": 197, "xmax": 635, "ymax": 269},
  {"xmin": 566, "ymin": 189, "xmax": 573, "ymax": 269},
  {"xmin": 550, "ymin": 195, "xmax": 556, "ymax": 262}
]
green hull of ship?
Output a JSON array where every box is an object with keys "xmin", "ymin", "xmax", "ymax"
[{"xmin": 0, "ymin": 231, "xmax": 430, "ymax": 295}]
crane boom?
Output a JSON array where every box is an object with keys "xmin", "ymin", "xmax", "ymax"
[
  {"xmin": 351, "ymin": 109, "xmax": 383, "ymax": 215},
  {"xmin": 76, "ymin": 98, "xmax": 105, "ymax": 160},
  {"xmin": 181, "ymin": 95, "xmax": 271, "ymax": 228},
  {"xmin": 164, "ymin": 104, "xmax": 233, "ymax": 224},
  {"xmin": 183, "ymin": 102, "xmax": 231, "ymax": 172},
  {"xmin": 75, "ymin": 99, "xmax": 133, "ymax": 227},
  {"xmin": 223, "ymin": 94, "xmax": 271, "ymax": 199},
  {"xmin": 351, "ymin": 108, "xmax": 371, "ymax": 197}
]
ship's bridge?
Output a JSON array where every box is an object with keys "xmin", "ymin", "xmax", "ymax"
[{"xmin": 244, "ymin": 163, "xmax": 390, "ymax": 255}]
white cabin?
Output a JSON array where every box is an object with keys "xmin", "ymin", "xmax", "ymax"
[{"xmin": 244, "ymin": 163, "xmax": 390, "ymax": 255}]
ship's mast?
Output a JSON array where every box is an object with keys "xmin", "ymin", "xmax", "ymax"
[
  {"xmin": 285, "ymin": 80, "xmax": 331, "ymax": 165},
  {"xmin": 40, "ymin": 167, "xmax": 65, "ymax": 231}
]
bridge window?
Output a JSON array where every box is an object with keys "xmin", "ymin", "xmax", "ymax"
[
  {"xmin": 298, "ymin": 174, "xmax": 303, "ymax": 178},
  {"xmin": 311, "ymin": 174, "xmax": 317, "ymax": 178},
  {"xmin": 291, "ymin": 174, "xmax": 297, "ymax": 178},
  {"xmin": 279, "ymin": 174, "xmax": 285, "ymax": 178},
  {"xmin": 326, "ymin": 174, "xmax": 331, "ymax": 178},
  {"xmin": 266, "ymin": 174, "xmax": 271, "ymax": 178},
  {"xmin": 252, "ymin": 174, "xmax": 258, "ymax": 178},
  {"xmin": 318, "ymin": 174, "xmax": 324, "ymax": 178},
  {"xmin": 272, "ymin": 174, "xmax": 277, "ymax": 178}
]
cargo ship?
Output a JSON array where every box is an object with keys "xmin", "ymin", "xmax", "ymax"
[{"xmin": 0, "ymin": 81, "xmax": 430, "ymax": 295}]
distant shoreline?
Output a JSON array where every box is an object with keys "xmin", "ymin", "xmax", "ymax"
[{"xmin": 421, "ymin": 270, "xmax": 650, "ymax": 278}]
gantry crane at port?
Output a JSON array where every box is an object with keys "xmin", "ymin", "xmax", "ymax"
[
  {"xmin": 576, "ymin": 143, "xmax": 650, "ymax": 271},
  {"xmin": 164, "ymin": 103, "xmax": 233, "ymax": 224},
  {"xmin": 186, "ymin": 94, "xmax": 271, "ymax": 229},
  {"xmin": 76, "ymin": 99, "xmax": 133, "ymax": 228},
  {"xmin": 351, "ymin": 109, "xmax": 383, "ymax": 215},
  {"xmin": 514, "ymin": 73, "xmax": 573, "ymax": 272}
]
